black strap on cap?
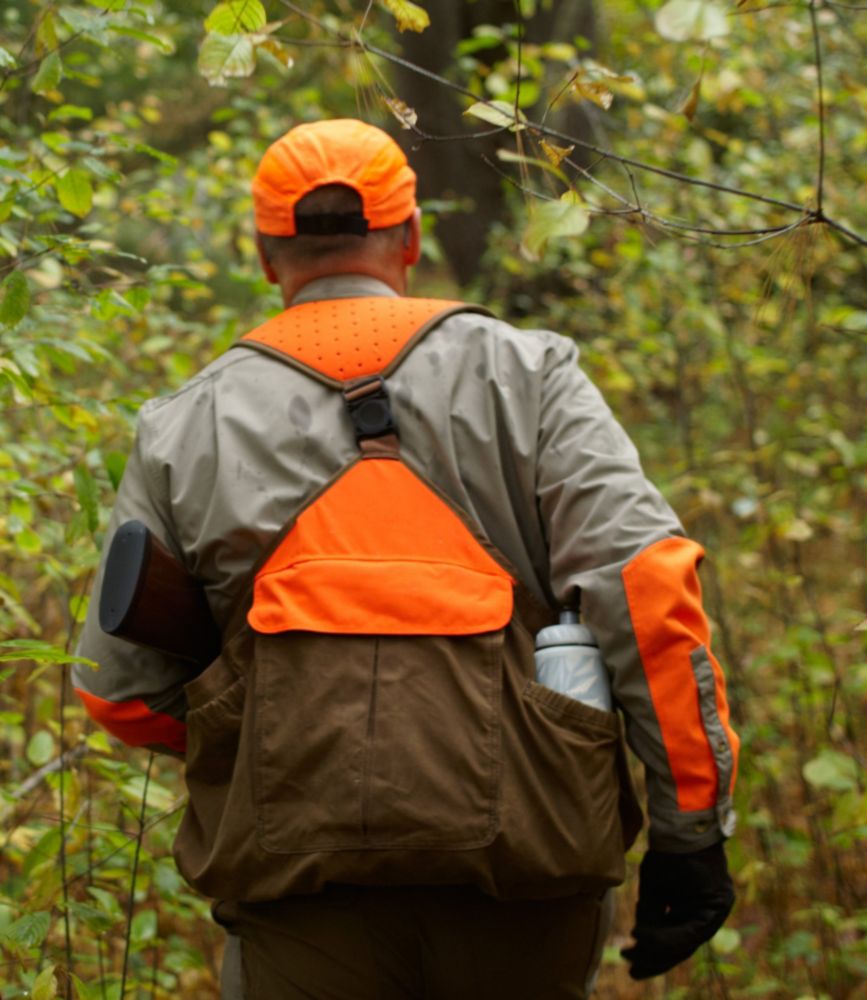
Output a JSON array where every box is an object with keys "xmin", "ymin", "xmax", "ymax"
[
  {"xmin": 294, "ymin": 212, "xmax": 370, "ymax": 237},
  {"xmin": 342, "ymin": 375, "xmax": 398, "ymax": 443}
]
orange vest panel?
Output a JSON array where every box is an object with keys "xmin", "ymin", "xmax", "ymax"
[
  {"xmin": 241, "ymin": 296, "xmax": 467, "ymax": 381},
  {"xmin": 249, "ymin": 459, "xmax": 514, "ymax": 635},
  {"xmin": 244, "ymin": 296, "xmax": 514, "ymax": 637}
]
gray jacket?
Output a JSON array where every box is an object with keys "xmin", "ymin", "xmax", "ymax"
[{"xmin": 75, "ymin": 273, "xmax": 738, "ymax": 851}]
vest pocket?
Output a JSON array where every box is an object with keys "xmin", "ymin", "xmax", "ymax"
[
  {"xmin": 495, "ymin": 659, "xmax": 640, "ymax": 892},
  {"xmin": 179, "ymin": 650, "xmax": 248, "ymax": 864},
  {"xmin": 252, "ymin": 630, "xmax": 503, "ymax": 854}
]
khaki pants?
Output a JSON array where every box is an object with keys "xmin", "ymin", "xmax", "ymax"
[{"xmin": 215, "ymin": 885, "xmax": 611, "ymax": 1000}]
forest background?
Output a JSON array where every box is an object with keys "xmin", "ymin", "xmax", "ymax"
[{"xmin": 0, "ymin": 0, "xmax": 865, "ymax": 997}]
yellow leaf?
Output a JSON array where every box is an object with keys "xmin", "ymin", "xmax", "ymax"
[
  {"xmin": 572, "ymin": 79, "xmax": 613, "ymax": 110},
  {"xmin": 380, "ymin": 0, "xmax": 430, "ymax": 33},
  {"xmin": 56, "ymin": 169, "xmax": 93, "ymax": 218},
  {"xmin": 32, "ymin": 964, "xmax": 58, "ymax": 1000},
  {"xmin": 567, "ymin": 64, "xmax": 633, "ymax": 111},
  {"xmin": 681, "ymin": 74, "xmax": 703, "ymax": 121},
  {"xmin": 384, "ymin": 97, "xmax": 418, "ymax": 130},
  {"xmin": 540, "ymin": 140, "xmax": 575, "ymax": 167},
  {"xmin": 258, "ymin": 37, "xmax": 294, "ymax": 69},
  {"xmin": 464, "ymin": 100, "xmax": 527, "ymax": 131}
]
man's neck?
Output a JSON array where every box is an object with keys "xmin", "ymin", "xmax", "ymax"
[
  {"xmin": 289, "ymin": 274, "xmax": 401, "ymax": 306},
  {"xmin": 278, "ymin": 260, "xmax": 407, "ymax": 307}
]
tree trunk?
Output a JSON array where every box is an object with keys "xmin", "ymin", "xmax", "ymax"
[{"xmin": 391, "ymin": 0, "xmax": 597, "ymax": 283}]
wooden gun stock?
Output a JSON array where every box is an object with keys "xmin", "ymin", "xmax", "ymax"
[{"xmin": 99, "ymin": 520, "xmax": 221, "ymax": 667}]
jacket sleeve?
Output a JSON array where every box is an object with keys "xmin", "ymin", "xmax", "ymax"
[
  {"xmin": 536, "ymin": 337, "xmax": 739, "ymax": 852},
  {"xmin": 73, "ymin": 407, "xmax": 192, "ymax": 756}
]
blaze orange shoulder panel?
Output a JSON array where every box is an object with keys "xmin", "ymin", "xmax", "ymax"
[
  {"xmin": 249, "ymin": 459, "xmax": 515, "ymax": 636},
  {"xmin": 621, "ymin": 537, "xmax": 740, "ymax": 812},
  {"xmin": 241, "ymin": 297, "xmax": 466, "ymax": 381}
]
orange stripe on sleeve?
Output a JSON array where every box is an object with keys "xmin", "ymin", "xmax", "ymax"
[
  {"xmin": 622, "ymin": 537, "xmax": 738, "ymax": 811},
  {"xmin": 75, "ymin": 688, "xmax": 187, "ymax": 754}
]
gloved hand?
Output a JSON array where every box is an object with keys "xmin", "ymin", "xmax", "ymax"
[{"xmin": 620, "ymin": 841, "xmax": 735, "ymax": 980}]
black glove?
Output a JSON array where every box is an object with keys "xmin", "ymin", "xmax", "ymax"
[{"xmin": 620, "ymin": 841, "xmax": 735, "ymax": 980}]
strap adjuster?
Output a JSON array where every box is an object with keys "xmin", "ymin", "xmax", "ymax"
[{"xmin": 342, "ymin": 375, "xmax": 398, "ymax": 443}]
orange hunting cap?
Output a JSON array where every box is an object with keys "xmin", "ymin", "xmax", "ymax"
[{"xmin": 252, "ymin": 119, "xmax": 417, "ymax": 237}]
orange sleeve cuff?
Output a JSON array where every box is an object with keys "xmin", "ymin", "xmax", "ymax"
[
  {"xmin": 75, "ymin": 688, "xmax": 187, "ymax": 754},
  {"xmin": 622, "ymin": 537, "xmax": 738, "ymax": 811}
]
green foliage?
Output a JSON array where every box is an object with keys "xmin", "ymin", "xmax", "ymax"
[{"xmin": 0, "ymin": 0, "xmax": 864, "ymax": 997}]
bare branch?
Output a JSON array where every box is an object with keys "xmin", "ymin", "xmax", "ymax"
[
  {"xmin": 808, "ymin": 0, "xmax": 827, "ymax": 214},
  {"xmin": 272, "ymin": 0, "xmax": 866, "ymax": 248}
]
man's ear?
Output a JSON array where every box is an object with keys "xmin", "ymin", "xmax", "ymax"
[
  {"xmin": 255, "ymin": 231, "xmax": 279, "ymax": 285},
  {"xmin": 403, "ymin": 208, "xmax": 422, "ymax": 267}
]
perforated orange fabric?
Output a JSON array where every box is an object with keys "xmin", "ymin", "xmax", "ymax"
[
  {"xmin": 249, "ymin": 459, "xmax": 515, "ymax": 635},
  {"xmin": 622, "ymin": 537, "xmax": 740, "ymax": 811},
  {"xmin": 241, "ymin": 297, "xmax": 465, "ymax": 381}
]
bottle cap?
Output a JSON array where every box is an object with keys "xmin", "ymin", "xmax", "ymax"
[{"xmin": 534, "ymin": 622, "xmax": 597, "ymax": 650}]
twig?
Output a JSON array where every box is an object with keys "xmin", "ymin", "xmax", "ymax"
[
  {"xmin": 358, "ymin": 0, "xmax": 375, "ymax": 36},
  {"xmin": 808, "ymin": 0, "xmax": 827, "ymax": 214},
  {"xmin": 65, "ymin": 799, "xmax": 186, "ymax": 889},
  {"xmin": 11, "ymin": 745, "xmax": 88, "ymax": 799},
  {"xmin": 120, "ymin": 752, "xmax": 154, "ymax": 998},
  {"xmin": 275, "ymin": 0, "xmax": 867, "ymax": 248},
  {"xmin": 59, "ymin": 667, "xmax": 74, "ymax": 992}
]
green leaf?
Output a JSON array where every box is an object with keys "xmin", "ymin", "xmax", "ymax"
[
  {"xmin": 804, "ymin": 751, "xmax": 859, "ymax": 793},
  {"xmin": 0, "ymin": 46, "xmax": 16, "ymax": 70},
  {"xmin": 712, "ymin": 926, "xmax": 741, "ymax": 954},
  {"xmin": 0, "ymin": 271, "xmax": 31, "ymax": 328},
  {"xmin": 522, "ymin": 192, "xmax": 590, "ymax": 260},
  {"xmin": 70, "ymin": 975, "xmax": 104, "ymax": 1000},
  {"xmin": 85, "ymin": 0, "xmax": 127, "ymax": 8},
  {"xmin": 26, "ymin": 731, "xmax": 55, "ymax": 767},
  {"xmin": 0, "ymin": 187, "xmax": 15, "ymax": 223},
  {"xmin": 655, "ymin": 0, "xmax": 729, "ymax": 42},
  {"xmin": 130, "ymin": 909, "xmax": 158, "ymax": 944},
  {"xmin": 463, "ymin": 99, "xmax": 527, "ymax": 131},
  {"xmin": 47, "ymin": 104, "xmax": 93, "ymax": 122},
  {"xmin": 68, "ymin": 902, "xmax": 116, "ymax": 934},
  {"xmin": 36, "ymin": 11, "xmax": 59, "ymax": 53},
  {"xmin": 205, "ymin": 0, "xmax": 267, "ymax": 34},
  {"xmin": 56, "ymin": 169, "xmax": 93, "ymax": 218},
  {"xmin": 14, "ymin": 527, "xmax": 42, "ymax": 554},
  {"xmin": 57, "ymin": 8, "xmax": 107, "ymax": 42},
  {"xmin": 32, "ymin": 51, "xmax": 62, "ymax": 95},
  {"xmin": 123, "ymin": 286, "xmax": 151, "ymax": 311},
  {"xmin": 85, "ymin": 730, "xmax": 112, "ymax": 754},
  {"xmin": 198, "ymin": 33, "xmax": 257, "ymax": 86},
  {"xmin": 108, "ymin": 25, "xmax": 175, "ymax": 53},
  {"xmin": 0, "ymin": 639, "xmax": 97, "ymax": 667},
  {"xmin": 73, "ymin": 464, "xmax": 99, "ymax": 534},
  {"xmin": 23, "ymin": 828, "xmax": 61, "ymax": 879},
  {"xmin": 32, "ymin": 963, "xmax": 58, "ymax": 1000},
  {"xmin": 121, "ymin": 775, "xmax": 177, "ymax": 812},
  {"xmin": 380, "ymin": 0, "xmax": 430, "ymax": 33},
  {"xmin": 0, "ymin": 911, "xmax": 51, "ymax": 949},
  {"xmin": 104, "ymin": 450, "xmax": 128, "ymax": 491}
]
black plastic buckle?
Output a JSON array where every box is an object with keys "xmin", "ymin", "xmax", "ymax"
[{"xmin": 342, "ymin": 375, "xmax": 398, "ymax": 443}]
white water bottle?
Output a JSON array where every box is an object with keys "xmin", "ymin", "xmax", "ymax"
[{"xmin": 534, "ymin": 610, "xmax": 612, "ymax": 712}]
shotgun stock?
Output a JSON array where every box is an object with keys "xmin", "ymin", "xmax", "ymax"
[{"xmin": 99, "ymin": 520, "xmax": 221, "ymax": 667}]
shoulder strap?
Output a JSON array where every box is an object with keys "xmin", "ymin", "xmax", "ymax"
[{"xmin": 233, "ymin": 297, "xmax": 492, "ymax": 388}]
